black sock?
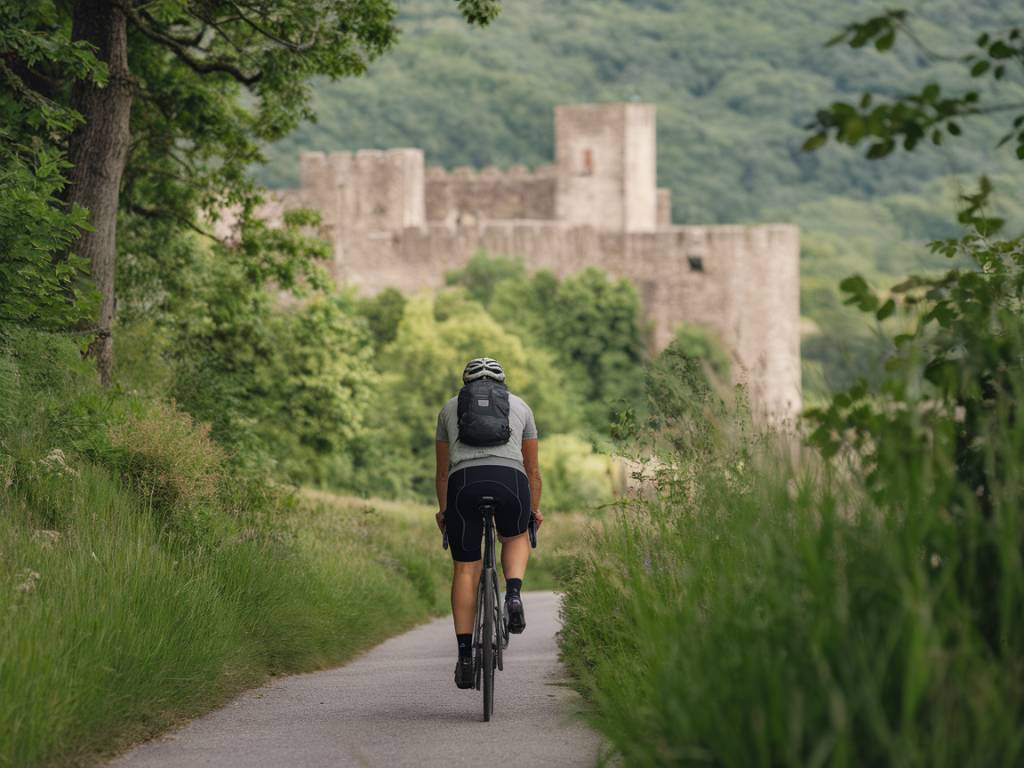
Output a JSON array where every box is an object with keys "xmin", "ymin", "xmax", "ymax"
[
  {"xmin": 506, "ymin": 577, "xmax": 522, "ymax": 598},
  {"xmin": 457, "ymin": 633, "xmax": 472, "ymax": 659}
]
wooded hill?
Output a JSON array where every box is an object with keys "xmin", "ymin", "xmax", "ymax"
[{"xmin": 255, "ymin": 0, "xmax": 1024, "ymax": 398}]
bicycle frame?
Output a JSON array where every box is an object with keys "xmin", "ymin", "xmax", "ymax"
[
  {"xmin": 471, "ymin": 498, "xmax": 505, "ymax": 721},
  {"xmin": 441, "ymin": 494, "xmax": 537, "ymax": 722}
]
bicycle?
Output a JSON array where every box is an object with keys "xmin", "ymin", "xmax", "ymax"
[{"xmin": 443, "ymin": 496, "xmax": 537, "ymax": 722}]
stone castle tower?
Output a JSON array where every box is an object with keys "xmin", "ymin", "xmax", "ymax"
[{"xmin": 274, "ymin": 103, "xmax": 801, "ymax": 422}]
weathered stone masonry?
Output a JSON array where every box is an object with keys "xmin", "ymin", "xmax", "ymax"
[{"xmin": 273, "ymin": 103, "xmax": 801, "ymax": 422}]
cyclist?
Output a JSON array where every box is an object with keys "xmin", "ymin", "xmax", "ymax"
[{"xmin": 435, "ymin": 357, "xmax": 543, "ymax": 689}]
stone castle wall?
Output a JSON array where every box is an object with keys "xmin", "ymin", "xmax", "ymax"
[
  {"xmin": 300, "ymin": 149, "xmax": 425, "ymax": 235},
  {"xmin": 269, "ymin": 103, "xmax": 802, "ymax": 423},
  {"xmin": 330, "ymin": 220, "xmax": 801, "ymax": 423},
  {"xmin": 424, "ymin": 165, "xmax": 557, "ymax": 224},
  {"xmin": 555, "ymin": 103, "xmax": 657, "ymax": 231}
]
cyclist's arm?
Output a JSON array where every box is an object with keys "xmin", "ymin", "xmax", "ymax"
[
  {"xmin": 435, "ymin": 440, "xmax": 449, "ymax": 517},
  {"xmin": 522, "ymin": 438, "xmax": 542, "ymax": 524}
]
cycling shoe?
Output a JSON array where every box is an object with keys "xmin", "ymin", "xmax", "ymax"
[
  {"xmin": 454, "ymin": 656, "xmax": 475, "ymax": 689},
  {"xmin": 505, "ymin": 594, "xmax": 526, "ymax": 634}
]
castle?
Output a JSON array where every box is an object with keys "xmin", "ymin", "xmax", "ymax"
[{"xmin": 274, "ymin": 103, "xmax": 801, "ymax": 422}]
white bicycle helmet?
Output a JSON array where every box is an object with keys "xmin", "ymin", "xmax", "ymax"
[{"xmin": 462, "ymin": 357, "xmax": 506, "ymax": 384}]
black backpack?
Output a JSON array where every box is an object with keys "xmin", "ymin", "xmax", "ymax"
[{"xmin": 456, "ymin": 379, "xmax": 512, "ymax": 447}]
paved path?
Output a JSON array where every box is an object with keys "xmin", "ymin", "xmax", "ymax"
[{"xmin": 111, "ymin": 592, "xmax": 600, "ymax": 768}]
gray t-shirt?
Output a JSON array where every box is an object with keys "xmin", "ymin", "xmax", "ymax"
[{"xmin": 436, "ymin": 392, "xmax": 538, "ymax": 475}]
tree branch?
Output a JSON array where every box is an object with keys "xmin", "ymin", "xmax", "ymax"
[
  {"xmin": 127, "ymin": 203, "xmax": 224, "ymax": 244},
  {"xmin": 225, "ymin": 0, "xmax": 318, "ymax": 53},
  {"xmin": 120, "ymin": 3, "xmax": 263, "ymax": 85},
  {"xmin": 895, "ymin": 18, "xmax": 963, "ymax": 63},
  {"xmin": 150, "ymin": 16, "xmax": 208, "ymax": 47}
]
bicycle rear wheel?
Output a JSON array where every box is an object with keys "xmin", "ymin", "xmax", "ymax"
[
  {"xmin": 482, "ymin": 567, "xmax": 495, "ymax": 721},
  {"xmin": 495, "ymin": 573, "xmax": 505, "ymax": 669}
]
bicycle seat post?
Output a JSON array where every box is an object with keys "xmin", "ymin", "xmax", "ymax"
[
  {"xmin": 479, "ymin": 495, "xmax": 496, "ymax": 520},
  {"xmin": 479, "ymin": 496, "xmax": 496, "ymax": 569}
]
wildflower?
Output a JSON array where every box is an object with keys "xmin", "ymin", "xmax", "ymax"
[
  {"xmin": 15, "ymin": 569, "xmax": 40, "ymax": 593},
  {"xmin": 32, "ymin": 529, "xmax": 60, "ymax": 548},
  {"xmin": 38, "ymin": 448, "xmax": 79, "ymax": 478}
]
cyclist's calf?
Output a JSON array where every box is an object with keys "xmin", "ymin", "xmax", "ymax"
[{"xmin": 452, "ymin": 560, "xmax": 483, "ymax": 634}]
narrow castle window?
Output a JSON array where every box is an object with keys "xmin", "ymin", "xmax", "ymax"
[
  {"xmin": 581, "ymin": 148, "xmax": 594, "ymax": 176},
  {"xmin": 687, "ymin": 255, "xmax": 704, "ymax": 273}
]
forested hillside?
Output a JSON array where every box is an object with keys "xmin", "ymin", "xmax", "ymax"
[{"xmin": 256, "ymin": 0, "xmax": 1024, "ymax": 398}]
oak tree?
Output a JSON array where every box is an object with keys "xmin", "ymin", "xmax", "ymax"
[{"xmin": 1, "ymin": 0, "xmax": 499, "ymax": 383}]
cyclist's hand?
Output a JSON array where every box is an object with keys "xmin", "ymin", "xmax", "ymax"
[
  {"xmin": 435, "ymin": 511, "xmax": 445, "ymax": 532},
  {"xmin": 532, "ymin": 509, "xmax": 543, "ymax": 530}
]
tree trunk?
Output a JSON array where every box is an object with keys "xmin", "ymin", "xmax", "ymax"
[{"xmin": 67, "ymin": 0, "xmax": 132, "ymax": 387}]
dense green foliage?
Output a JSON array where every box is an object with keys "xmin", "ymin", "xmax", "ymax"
[
  {"xmin": 0, "ymin": 146, "xmax": 96, "ymax": 330},
  {"xmin": 344, "ymin": 288, "xmax": 588, "ymax": 498},
  {"xmin": 117, "ymin": 242, "xmax": 630, "ymax": 507},
  {"xmin": 1, "ymin": 0, "xmax": 499, "ymax": 384},
  {"xmin": 0, "ymin": 1, "xmax": 104, "ymax": 331}
]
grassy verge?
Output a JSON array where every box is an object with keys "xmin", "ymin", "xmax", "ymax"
[
  {"xmin": 304, "ymin": 490, "xmax": 596, "ymax": 593},
  {"xmin": 559, "ymin": 436, "xmax": 1024, "ymax": 766},
  {"xmin": 0, "ymin": 330, "xmax": 590, "ymax": 767},
  {"xmin": 1, "ymin": 474, "xmax": 454, "ymax": 768},
  {"xmin": 0, "ymin": 332, "xmax": 436, "ymax": 767}
]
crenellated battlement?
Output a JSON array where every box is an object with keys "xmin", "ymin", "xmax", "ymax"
[
  {"xmin": 424, "ymin": 162, "xmax": 558, "ymax": 223},
  {"xmin": 423, "ymin": 163, "xmax": 556, "ymax": 183}
]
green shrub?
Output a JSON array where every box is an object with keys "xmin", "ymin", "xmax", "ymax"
[
  {"xmin": 348, "ymin": 289, "xmax": 585, "ymax": 498},
  {"xmin": 539, "ymin": 434, "xmax": 613, "ymax": 512},
  {"xmin": 449, "ymin": 254, "xmax": 648, "ymax": 434},
  {"xmin": 107, "ymin": 401, "xmax": 225, "ymax": 539},
  {"xmin": 165, "ymin": 251, "xmax": 379, "ymax": 485}
]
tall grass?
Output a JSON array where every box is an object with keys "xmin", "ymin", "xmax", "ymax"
[
  {"xmin": 561, "ymin": 432, "xmax": 1024, "ymax": 766},
  {"xmin": 560, "ymin": 323, "xmax": 1024, "ymax": 768},
  {"xmin": 0, "ymin": 331, "xmax": 452, "ymax": 767}
]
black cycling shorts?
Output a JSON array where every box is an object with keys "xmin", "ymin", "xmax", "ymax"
[{"xmin": 445, "ymin": 464, "xmax": 532, "ymax": 562}]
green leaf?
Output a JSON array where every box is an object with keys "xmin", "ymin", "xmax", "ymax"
[
  {"xmin": 970, "ymin": 60, "xmax": 990, "ymax": 77},
  {"xmin": 840, "ymin": 275, "xmax": 869, "ymax": 295},
  {"xmin": 876, "ymin": 299, "xmax": 896, "ymax": 321},
  {"xmin": 802, "ymin": 132, "xmax": 827, "ymax": 152},
  {"xmin": 990, "ymin": 40, "xmax": 1015, "ymax": 59},
  {"xmin": 866, "ymin": 139, "xmax": 895, "ymax": 159},
  {"xmin": 843, "ymin": 117, "xmax": 866, "ymax": 144}
]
